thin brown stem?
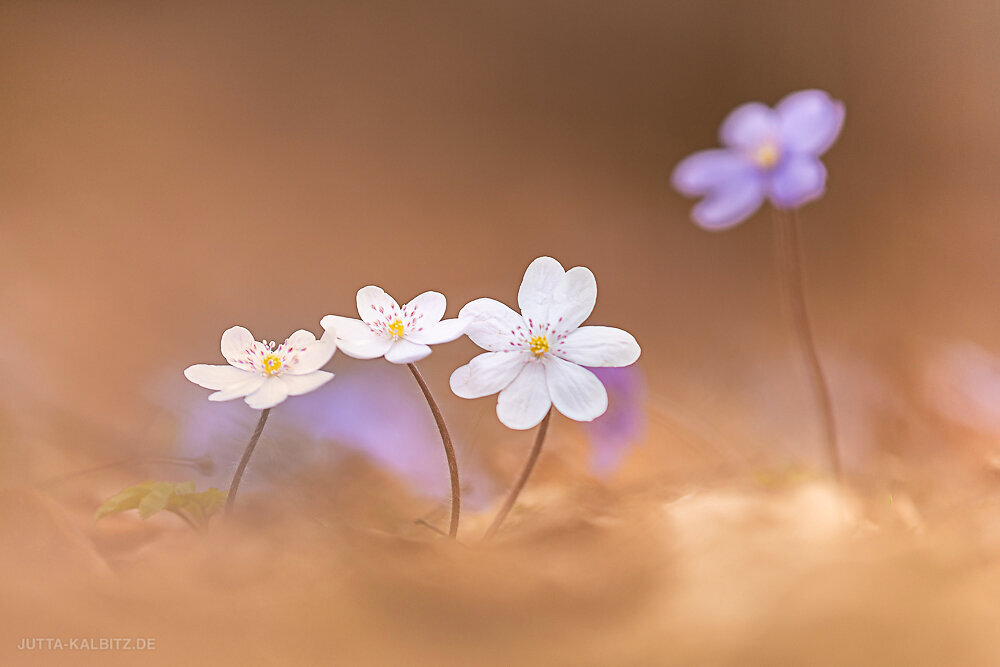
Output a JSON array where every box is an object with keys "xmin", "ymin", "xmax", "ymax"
[
  {"xmin": 172, "ymin": 509, "xmax": 203, "ymax": 532},
  {"xmin": 483, "ymin": 408, "xmax": 552, "ymax": 540},
  {"xmin": 225, "ymin": 408, "xmax": 271, "ymax": 516},
  {"xmin": 414, "ymin": 518, "xmax": 449, "ymax": 538},
  {"xmin": 408, "ymin": 362, "xmax": 461, "ymax": 538},
  {"xmin": 771, "ymin": 207, "xmax": 841, "ymax": 477}
]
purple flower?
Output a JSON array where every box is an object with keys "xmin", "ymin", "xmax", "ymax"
[
  {"xmin": 583, "ymin": 365, "xmax": 645, "ymax": 475},
  {"xmin": 164, "ymin": 364, "xmax": 496, "ymax": 509},
  {"xmin": 672, "ymin": 89, "xmax": 845, "ymax": 230}
]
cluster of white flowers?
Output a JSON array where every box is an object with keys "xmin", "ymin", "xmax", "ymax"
[
  {"xmin": 171, "ymin": 89, "xmax": 843, "ymax": 529},
  {"xmin": 185, "ymin": 256, "xmax": 641, "ymax": 429}
]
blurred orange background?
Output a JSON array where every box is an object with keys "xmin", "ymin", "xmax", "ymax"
[
  {"xmin": 3, "ymin": 1, "xmax": 1000, "ymax": 465},
  {"xmin": 3, "ymin": 2, "xmax": 1000, "ymax": 665}
]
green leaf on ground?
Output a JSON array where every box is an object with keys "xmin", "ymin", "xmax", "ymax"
[{"xmin": 95, "ymin": 481, "xmax": 227, "ymax": 529}]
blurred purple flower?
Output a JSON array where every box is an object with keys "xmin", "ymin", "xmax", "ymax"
[
  {"xmin": 165, "ymin": 364, "xmax": 494, "ymax": 508},
  {"xmin": 923, "ymin": 342, "xmax": 1000, "ymax": 436},
  {"xmin": 583, "ymin": 365, "xmax": 645, "ymax": 475},
  {"xmin": 672, "ymin": 89, "xmax": 845, "ymax": 230},
  {"xmin": 283, "ymin": 368, "xmax": 456, "ymax": 497}
]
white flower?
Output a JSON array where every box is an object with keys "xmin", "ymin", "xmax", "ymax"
[
  {"xmin": 321, "ymin": 286, "xmax": 466, "ymax": 364},
  {"xmin": 450, "ymin": 256, "xmax": 641, "ymax": 430},
  {"xmin": 184, "ymin": 326, "xmax": 336, "ymax": 410}
]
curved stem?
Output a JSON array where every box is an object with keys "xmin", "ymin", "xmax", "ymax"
[
  {"xmin": 414, "ymin": 518, "xmax": 449, "ymax": 538},
  {"xmin": 173, "ymin": 509, "xmax": 203, "ymax": 532},
  {"xmin": 771, "ymin": 208, "xmax": 841, "ymax": 477},
  {"xmin": 483, "ymin": 408, "xmax": 552, "ymax": 540},
  {"xmin": 225, "ymin": 408, "xmax": 271, "ymax": 516},
  {"xmin": 408, "ymin": 362, "xmax": 461, "ymax": 538}
]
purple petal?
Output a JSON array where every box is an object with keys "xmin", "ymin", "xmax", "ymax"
[
  {"xmin": 691, "ymin": 172, "xmax": 766, "ymax": 230},
  {"xmin": 767, "ymin": 154, "xmax": 827, "ymax": 209},
  {"xmin": 583, "ymin": 366, "xmax": 645, "ymax": 476},
  {"xmin": 923, "ymin": 342, "xmax": 1000, "ymax": 435},
  {"xmin": 719, "ymin": 102, "xmax": 780, "ymax": 151},
  {"xmin": 168, "ymin": 365, "xmax": 498, "ymax": 509},
  {"xmin": 776, "ymin": 89, "xmax": 845, "ymax": 156},
  {"xmin": 671, "ymin": 149, "xmax": 752, "ymax": 196}
]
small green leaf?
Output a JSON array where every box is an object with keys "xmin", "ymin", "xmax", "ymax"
[
  {"xmin": 95, "ymin": 481, "xmax": 228, "ymax": 529},
  {"xmin": 137, "ymin": 482, "xmax": 175, "ymax": 519},
  {"xmin": 167, "ymin": 486, "xmax": 227, "ymax": 526},
  {"xmin": 94, "ymin": 481, "xmax": 157, "ymax": 521},
  {"xmin": 172, "ymin": 480, "xmax": 197, "ymax": 495}
]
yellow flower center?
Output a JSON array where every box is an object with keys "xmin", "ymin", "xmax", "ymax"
[
  {"xmin": 262, "ymin": 354, "xmax": 283, "ymax": 376},
  {"xmin": 528, "ymin": 335, "xmax": 549, "ymax": 357},
  {"xmin": 387, "ymin": 319, "xmax": 405, "ymax": 339},
  {"xmin": 753, "ymin": 141, "xmax": 780, "ymax": 169}
]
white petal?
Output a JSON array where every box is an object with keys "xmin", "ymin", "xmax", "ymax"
[
  {"xmin": 337, "ymin": 333, "xmax": 394, "ymax": 360},
  {"xmin": 208, "ymin": 375, "xmax": 267, "ymax": 401},
  {"xmin": 321, "ymin": 314, "xmax": 388, "ymax": 359},
  {"xmin": 221, "ymin": 326, "xmax": 255, "ymax": 365},
  {"xmin": 285, "ymin": 329, "xmax": 317, "ymax": 348},
  {"xmin": 406, "ymin": 318, "xmax": 466, "ymax": 345},
  {"xmin": 357, "ymin": 286, "xmax": 400, "ymax": 325},
  {"xmin": 557, "ymin": 326, "xmax": 641, "ymax": 367},
  {"xmin": 545, "ymin": 356, "xmax": 608, "ymax": 422},
  {"xmin": 450, "ymin": 351, "xmax": 527, "ymax": 399},
  {"xmin": 284, "ymin": 332, "xmax": 336, "ymax": 374},
  {"xmin": 245, "ymin": 377, "xmax": 290, "ymax": 409},
  {"xmin": 459, "ymin": 298, "xmax": 525, "ymax": 352},
  {"xmin": 405, "ymin": 291, "xmax": 447, "ymax": 325},
  {"xmin": 496, "ymin": 362, "xmax": 551, "ymax": 430},
  {"xmin": 384, "ymin": 339, "xmax": 432, "ymax": 364},
  {"xmin": 549, "ymin": 266, "xmax": 597, "ymax": 332},
  {"xmin": 517, "ymin": 256, "xmax": 565, "ymax": 326},
  {"xmin": 184, "ymin": 364, "xmax": 251, "ymax": 390},
  {"xmin": 281, "ymin": 370, "xmax": 334, "ymax": 396},
  {"xmin": 321, "ymin": 314, "xmax": 374, "ymax": 341}
]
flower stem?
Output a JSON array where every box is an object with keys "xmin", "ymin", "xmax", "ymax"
[
  {"xmin": 225, "ymin": 408, "xmax": 271, "ymax": 516},
  {"xmin": 173, "ymin": 509, "xmax": 204, "ymax": 532},
  {"xmin": 771, "ymin": 207, "xmax": 841, "ymax": 477},
  {"xmin": 483, "ymin": 408, "xmax": 552, "ymax": 540},
  {"xmin": 414, "ymin": 518, "xmax": 449, "ymax": 538},
  {"xmin": 407, "ymin": 362, "xmax": 461, "ymax": 538}
]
